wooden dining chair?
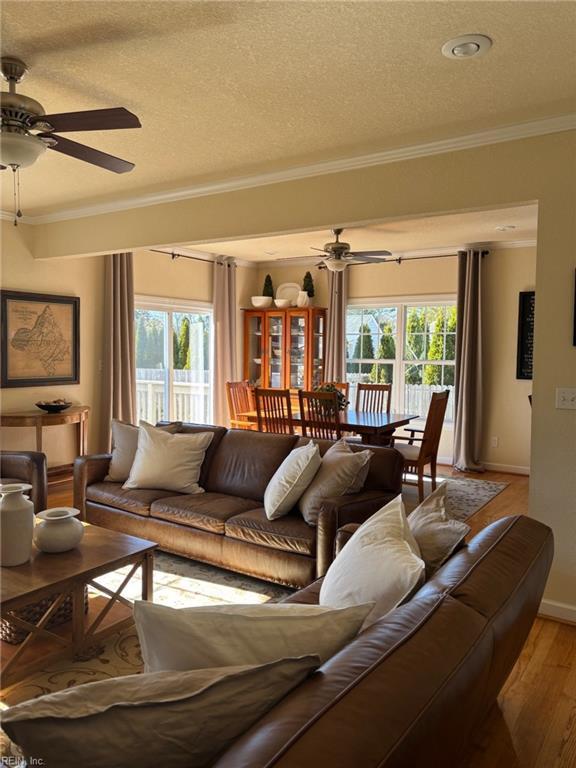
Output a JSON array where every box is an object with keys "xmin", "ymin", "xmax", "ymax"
[
  {"xmin": 392, "ymin": 390, "xmax": 450, "ymax": 502},
  {"xmin": 355, "ymin": 383, "xmax": 392, "ymax": 413},
  {"xmin": 298, "ymin": 390, "xmax": 342, "ymax": 440},
  {"xmin": 254, "ymin": 388, "xmax": 295, "ymax": 435},
  {"xmin": 320, "ymin": 381, "xmax": 350, "ymax": 399},
  {"xmin": 226, "ymin": 381, "xmax": 256, "ymax": 430}
]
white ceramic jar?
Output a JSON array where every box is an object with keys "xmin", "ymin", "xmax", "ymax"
[
  {"xmin": 296, "ymin": 290, "xmax": 310, "ymax": 307},
  {"xmin": 0, "ymin": 483, "xmax": 35, "ymax": 566},
  {"xmin": 33, "ymin": 507, "xmax": 85, "ymax": 553}
]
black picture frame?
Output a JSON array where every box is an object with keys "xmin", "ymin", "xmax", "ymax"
[
  {"xmin": 0, "ymin": 290, "xmax": 80, "ymax": 388},
  {"xmin": 516, "ymin": 290, "xmax": 535, "ymax": 380}
]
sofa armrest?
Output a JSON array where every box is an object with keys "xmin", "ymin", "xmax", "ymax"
[
  {"xmin": 0, "ymin": 451, "xmax": 47, "ymax": 514},
  {"xmin": 73, "ymin": 454, "xmax": 112, "ymax": 520},
  {"xmin": 316, "ymin": 490, "xmax": 397, "ymax": 578},
  {"xmin": 335, "ymin": 523, "xmax": 360, "ymax": 556}
]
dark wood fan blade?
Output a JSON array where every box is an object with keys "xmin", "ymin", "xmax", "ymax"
[
  {"xmin": 32, "ymin": 107, "xmax": 141, "ymax": 133},
  {"xmin": 40, "ymin": 134, "xmax": 134, "ymax": 173}
]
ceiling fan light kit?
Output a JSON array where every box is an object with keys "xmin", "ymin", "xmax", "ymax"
[
  {"xmin": 0, "ymin": 55, "xmax": 141, "ymax": 223},
  {"xmin": 313, "ymin": 227, "xmax": 392, "ymax": 270}
]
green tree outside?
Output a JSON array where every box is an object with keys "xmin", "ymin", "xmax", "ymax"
[
  {"xmin": 352, "ymin": 324, "xmax": 375, "ymax": 374},
  {"xmin": 370, "ymin": 321, "xmax": 396, "ymax": 383}
]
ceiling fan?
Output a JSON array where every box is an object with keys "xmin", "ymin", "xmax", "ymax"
[
  {"xmin": 0, "ymin": 56, "xmax": 141, "ymax": 174},
  {"xmin": 313, "ymin": 228, "xmax": 392, "ymax": 271}
]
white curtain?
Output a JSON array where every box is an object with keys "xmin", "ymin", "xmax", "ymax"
[
  {"xmin": 453, "ymin": 249, "xmax": 485, "ymax": 472},
  {"xmin": 101, "ymin": 252, "xmax": 136, "ymax": 451},
  {"xmin": 213, "ymin": 256, "xmax": 238, "ymax": 425},
  {"xmin": 324, "ymin": 268, "xmax": 349, "ymax": 382}
]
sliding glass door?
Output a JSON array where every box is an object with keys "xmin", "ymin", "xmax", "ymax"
[{"xmin": 135, "ymin": 303, "xmax": 213, "ymax": 425}]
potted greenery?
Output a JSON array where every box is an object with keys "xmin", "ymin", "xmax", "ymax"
[
  {"xmin": 303, "ymin": 271, "xmax": 315, "ymax": 299},
  {"xmin": 251, "ymin": 274, "xmax": 274, "ymax": 308},
  {"xmin": 314, "ymin": 383, "xmax": 349, "ymax": 412}
]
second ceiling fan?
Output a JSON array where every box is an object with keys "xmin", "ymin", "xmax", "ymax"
[{"xmin": 313, "ymin": 228, "xmax": 391, "ymax": 271}]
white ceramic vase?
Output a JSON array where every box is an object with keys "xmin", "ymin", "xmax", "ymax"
[
  {"xmin": 0, "ymin": 483, "xmax": 35, "ymax": 566},
  {"xmin": 33, "ymin": 507, "xmax": 84, "ymax": 554},
  {"xmin": 296, "ymin": 290, "xmax": 310, "ymax": 307}
]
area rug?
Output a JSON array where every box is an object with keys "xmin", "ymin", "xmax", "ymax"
[{"xmin": 403, "ymin": 477, "xmax": 508, "ymax": 518}]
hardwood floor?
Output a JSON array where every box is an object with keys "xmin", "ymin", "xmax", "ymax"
[{"xmin": 47, "ymin": 470, "xmax": 576, "ymax": 768}]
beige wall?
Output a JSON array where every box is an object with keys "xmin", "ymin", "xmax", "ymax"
[
  {"xmin": 4, "ymin": 130, "xmax": 575, "ymax": 614},
  {"xmin": 134, "ymin": 249, "xmax": 213, "ymax": 302},
  {"xmin": 482, "ymin": 247, "xmax": 536, "ymax": 471},
  {"xmin": 0, "ymin": 243, "xmax": 258, "ymax": 465},
  {"xmin": 0, "ymin": 222, "xmax": 105, "ymax": 466}
]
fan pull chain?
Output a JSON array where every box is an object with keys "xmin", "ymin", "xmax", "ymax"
[
  {"xmin": 10, "ymin": 165, "xmax": 23, "ymax": 226},
  {"xmin": 16, "ymin": 167, "xmax": 23, "ymax": 223}
]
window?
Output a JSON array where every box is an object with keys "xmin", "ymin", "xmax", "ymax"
[
  {"xmin": 135, "ymin": 300, "xmax": 213, "ymax": 425},
  {"xmin": 346, "ymin": 300, "xmax": 456, "ymax": 422}
]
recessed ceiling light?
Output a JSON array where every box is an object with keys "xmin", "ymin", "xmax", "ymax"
[
  {"xmin": 495, "ymin": 225, "xmax": 517, "ymax": 232},
  {"xmin": 442, "ymin": 34, "xmax": 493, "ymax": 60}
]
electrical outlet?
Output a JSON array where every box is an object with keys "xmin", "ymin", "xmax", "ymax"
[
  {"xmin": 555, "ymin": 387, "xmax": 576, "ymax": 409},
  {"xmin": 490, "ymin": 436, "xmax": 499, "ymax": 448}
]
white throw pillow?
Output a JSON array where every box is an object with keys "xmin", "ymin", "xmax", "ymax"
[
  {"xmin": 123, "ymin": 421, "xmax": 213, "ymax": 494},
  {"xmin": 319, "ymin": 495, "xmax": 425, "ymax": 628},
  {"xmin": 105, "ymin": 420, "xmax": 181, "ymax": 482},
  {"xmin": 134, "ymin": 600, "xmax": 373, "ymax": 673},
  {"xmin": 1, "ymin": 656, "xmax": 319, "ymax": 768},
  {"xmin": 264, "ymin": 441, "xmax": 321, "ymax": 520},
  {"xmin": 408, "ymin": 483, "xmax": 470, "ymax": 572},
  {"xmin": 298, "ymin": 439, "xmax": 373, "ymax": 525}
]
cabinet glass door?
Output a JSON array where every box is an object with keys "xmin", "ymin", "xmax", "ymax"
[
  {"xmin": 267, "ymin": 313, "xmax": 284, "ymax": 388},
  {"xmin": 288, "ymin": 312, "xmax": 307, "ymax": 389},
  {"xmin": 311, "ymin": 311, "xmax": 325, "ymax": 388},
  {"xmin": 247, "ymin": 313, "xmax": 263, "ymax": 386}
]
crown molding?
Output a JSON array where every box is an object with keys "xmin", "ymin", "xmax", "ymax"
[{"xmin": 3, "ymin": 114, "xmax": 574, "ymax": 226}]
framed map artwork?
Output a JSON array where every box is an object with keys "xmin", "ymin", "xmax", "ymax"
[{"xmin": 1, "ymin": 290, "xmax": 80, "ymax": 388}]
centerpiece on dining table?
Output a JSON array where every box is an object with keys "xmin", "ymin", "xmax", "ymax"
[{"xmin": 313, "ymin": 384, "xmax": 349, "ymax": 413}]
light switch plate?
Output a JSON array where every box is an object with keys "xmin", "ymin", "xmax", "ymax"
[{"xmin": 555, "ymin": 387, "xmax": 576, "ymax": 409}]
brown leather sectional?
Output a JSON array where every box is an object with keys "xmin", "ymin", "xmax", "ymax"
[
  {"xmin": 74, "ymin": 425, "xmax": 404, "ymax": 588},
  {"xmin": 213, "ymin": 514, "xmax": 554, "ymax": 768}
]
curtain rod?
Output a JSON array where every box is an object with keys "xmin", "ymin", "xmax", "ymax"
[
  {"xmin": 150, "ymin": 249, "xmax": 214, "ymax": 264},
  {"xmin": 318, "ymin": 249, "xmax": 489, "ymax": 269}
]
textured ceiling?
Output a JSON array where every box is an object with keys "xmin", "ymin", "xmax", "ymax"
[
  {"xmin": 1, "ymin": 1, "xmax": 575, "ymax": 215},
  {"xmin": 188, "ymin": 205, "xmax": 538, "ymax": 261}
]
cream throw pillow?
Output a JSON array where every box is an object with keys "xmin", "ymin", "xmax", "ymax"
[
  {"xmin": 298, "ymin": 439, "xmax": 373, "ymax": 525},
  {"xmin": 1, "ymin": 656, "xmax": 319, "ymax": 768},
  {"xmin": 407, "ymin": 483, "xmax": 470, "ymax": 571},
  {"xmin": 105, "ymin": 420, "xmax": 181, "ymax": 482},
  {"xmin": 134, "ymin": 600, "xmax": 373, "ymax": 673},
  {"xmin": 264, "ymin": 441, "xmax": 321, "ymax": 520},
  {"xmin": 319, "ymin": 495, "xmax": 425, "ymax": 628},
  {"xmin": 123, "ymin": 421, "xmax": 213, "ymax": 494}
]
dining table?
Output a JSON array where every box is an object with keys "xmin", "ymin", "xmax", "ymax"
[{"xmin": 236, "ymin": 408, "xmax": 419, "ymax": 446}]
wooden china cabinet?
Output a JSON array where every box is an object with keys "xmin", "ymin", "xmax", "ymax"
[{"xmin": 243, "ymin": 307, "xmax": 326, "ymax": 393}]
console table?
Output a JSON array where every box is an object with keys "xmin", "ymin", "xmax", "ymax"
[{"xmin": 0, "ymin": 405, "xmax": 90, "ymax": 456}]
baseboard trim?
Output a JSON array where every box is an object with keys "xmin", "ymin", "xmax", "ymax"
[
  {"xmin": 482, "ymin": 462, "xmax": 530, "ymax": 475},
  {"xmin": 47, "ymin": 463, "xmax": 74, "ymax": 484},
  {"xmin": 539, "ymin": 599, "xmax": 576, "ymax": 626}
]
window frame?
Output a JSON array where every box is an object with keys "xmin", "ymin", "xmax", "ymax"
[
  {"xmin": 134, "ymin": 295, "xmax": 214, "ymax": 424},
  {"xmin": 347, "ymin": 294, "xmax": 456, "ymax": 420}
]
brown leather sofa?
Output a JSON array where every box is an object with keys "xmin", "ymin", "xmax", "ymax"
[
  {"xmin": 74, "ymin": 425, "xmax": 404, "ymax": 588},
  {"xmin": 213, "ymin": 514, "xmax": 553, "ymax": 768},
  {"xmin": 0, "ymin": 451, "xmax": 48, "ymax": 513}
]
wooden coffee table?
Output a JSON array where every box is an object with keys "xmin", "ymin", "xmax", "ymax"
[{"xmin": 1, "ymin": 525, "xmax": 157, "ymax": 687}]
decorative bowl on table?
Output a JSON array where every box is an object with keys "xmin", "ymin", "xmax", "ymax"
[
  {"xmin": 35, "ymin": 400, "xmax": 72, "ymax": 413},
  {"xmin": 274, "ymin": 298, "xmax": 292, "ymax": 308},
  {"xmin": 251, "ymin": 296, "xmax": 273, "ymax": 308}
]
